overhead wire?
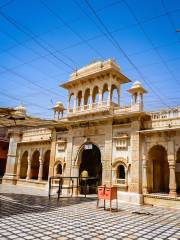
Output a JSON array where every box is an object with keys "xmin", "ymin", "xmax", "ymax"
[
  {"xmin": 0, "ymin": 9, "xmax": 75, "ymax": 71},
  {"xmin": 40, "ymin": 0, "xmax": 105, "ymax": 60},
  {"xmin": 1, "ymin": 2, "xmax": 179, "ymax": 64},
  {"xmin": 0, "ymin": 89, "xmax": 51, "ymax": 110},
  {"xmin": 161, "ymin": 0, "xmax": 180, "ymax": 43},
  {"xmin": 83, "ymin": 0, "xmax": 170, "ymax": 108},
  {"xmin": 122, "ymin": 0, "xmax": 180, "ymax": 88},
  {"xmin": 1, "ymin": 0, "xmax": 180, "ymax": 114},
  {"xmin": 0, "ymin": 12, "xmax": 70, "ymax": 99}
]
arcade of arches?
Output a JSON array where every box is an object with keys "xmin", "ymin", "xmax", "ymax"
[
  {"xmin": 18, "ymin": 149, "xmax": 50, "ymax": 181},
  {"xmin": 68, "ymin": 83, "xmax": 120, "ymax": 112}
]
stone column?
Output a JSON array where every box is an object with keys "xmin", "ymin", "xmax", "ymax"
[
  {"xmin": 89, "ymin": 88, "xmax": 92, "ymax": 109},
  {"xmin": 73, "ymin": 95, "xmax": 77, "ymax": 113},
  {"xmin": 169, "ymin": 163, "xmax": 177, "ymax": 197},
  {"xmin": 26, "ymin": 155, "xmax": 31, "ymax": 180},
  {"xmin": 103, "ymin": 123, "xmax": 113, "ymax": 186},
  {"xmin": 107, "ymin": 86, "xmax": 111, "ymax": 106},
  {"xmin": 81, "ymin": 92, "xmax": 84, "ymax": 111},
  {"xmin": 67, "ymin": 94, "xmax": 70, "ymax": 113},
  {"xmin": 129, "ymin": 120, "xmax": 141, "ymax": 194},
  {"xmin": 168, "ymin": 141, "xmax": 176, "ymax": 197},
  {"xmin": 38, "ymin": 156, "xmax": 43, "ymax": 181},
  {"xmin": 49, "ymin": 129, "xmax": 56, "ymax": 177},
  {"xmin": 142, "ymin": 159, "xmax": 148, "ymax": 194},
  {"xmin": 142, "ymin": 141, "xmax": 148, "ymax": 194},
  {"xmin": 99, "ymin": 89, "xmax": 103, "ymax": 106},
  {"xmin": 118, "ymin": 90, "xmax": 120, "ymax": 106},
  {"xmin": 16, "ymin": 155, "xmax": 21, "ymax": 180},
  {"xmin": 125, "ymin": 168, "xmax": 128, "ymax": 185},
  {"xmin": 3, "ymin": 129, "xmax": 21, "ymax": 184}
]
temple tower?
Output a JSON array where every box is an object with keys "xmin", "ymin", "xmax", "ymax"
[{"xmin": 60, "ymin": 59, "xmax": 131, "ymax": 117}]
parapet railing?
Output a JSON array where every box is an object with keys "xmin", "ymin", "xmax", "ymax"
[{"xmin": 48, "ymin": 176, "xmax": 100, "ymax": 200}]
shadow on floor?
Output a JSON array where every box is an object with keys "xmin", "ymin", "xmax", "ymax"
[{"xmin": 0, "ymin": 193, "xmax": 96, "ymax": 218}]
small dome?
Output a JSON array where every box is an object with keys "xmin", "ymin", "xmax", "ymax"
[
  {"xmin": 14, "ymin": 104, "xmax": 26, "ymax": 115},
  {"xmin": 54, "ymin": 101, "xmax": 63, "ymax": 107},
  {"xmin": 128, "ymin": 81, "xmax": 147, "ymax": 94},
  {"xmin": 53, "ymin": 101, "xmax": 65, "ymax": 112}
]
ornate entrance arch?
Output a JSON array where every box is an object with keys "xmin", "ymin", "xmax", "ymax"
[{"xmin": 77, "ymin": 142, "xmax": 102, "ymax": 193}]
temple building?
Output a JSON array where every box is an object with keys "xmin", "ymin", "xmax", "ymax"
[{"xmin": 2, "ymin": 59, "xmax": 180, "ymax": 208}]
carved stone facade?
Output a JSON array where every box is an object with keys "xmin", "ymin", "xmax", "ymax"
[{"xmin": 2, "ymin": 60, "xmax": 180, "ymax": 208}]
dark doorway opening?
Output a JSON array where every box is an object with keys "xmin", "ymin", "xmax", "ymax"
[
  {"xmin": 79, "ymin": 143, "xmax": 102, "ymax": 194},
  {"xmin": 0, "ymin": 158, "xmax": 7, "ymax": 177}
]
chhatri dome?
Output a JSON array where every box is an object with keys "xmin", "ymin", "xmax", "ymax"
[{"xmin": 14, "ymin": 104, "xmax": 27, "ymax": 116}]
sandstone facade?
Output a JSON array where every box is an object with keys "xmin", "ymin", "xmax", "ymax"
[{"xmin": 2, "ymin": 60, "xmax": 180, "ymax": 208}]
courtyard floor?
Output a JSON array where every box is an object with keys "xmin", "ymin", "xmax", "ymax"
[{"xmin": 0, "ymin": 185, "xmax": 180, "ymax": 240}]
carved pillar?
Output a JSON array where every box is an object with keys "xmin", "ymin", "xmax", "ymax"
[
  {"xmin": 99, "ymin": 89, "xmax": 103, "ymax": 106},
  {"xmin": 3, "ymin": 129, "xmax": 21, "ymax": 184},
  {"xmin": 81, "ymin": 92, "xmax": 84, "ymax": 110},
  {"xmin": 16, "ymin": 155, "xmax": 21, "ymax": 180},
  {"xmin": 49, "ymin": 129, "xmax": 56, "ymax": 177},
  {"xmin": 89, "ymin": 88, "xmax": 92, "ymax": 109},
  {"xmin": 107, "ymin": 85, "xmax": 111, "ymax": 106},
  {"xmin": 125, "ymin": 168, "xmax": 128, "ymax": 185},
  {"xmin": 73, "ymin": 95, "xmax": 77, "ymax": 113},
  {"xmin": 168, "ymin": 141, "xmax": 176, "ymax": 197},
  {"xmin": 142, "ymin": 159, "xmax": 148, "ymax": 194},
  {"xmin": 118, "ymin": 89, "xmax": 120, "ymax": 106},
  {"xmin": 142, "ymin": 141, "xmax": 148, "ymax": 194},
  {"xmin": 67, "ymin": 94, "xmax": 70, "ymax": 113},
  {"xmin": 26, "ymin": 155, "xmax": 31, "ymax": 180},
  {"xmin": 38, "ymin": 156, "xmax": 43, "ymax": 181},
  {"xmin": 169, "ymin": 163, "xmax": 177, "ymax": 197}
]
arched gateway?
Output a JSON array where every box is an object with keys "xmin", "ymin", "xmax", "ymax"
[
  {"xmin": 78, "ymin": 143, "xmax": 102, "ymax": 194},
  {"xmin": 148, "ymin": 145, "xmax": 169, "ymax": 193}
]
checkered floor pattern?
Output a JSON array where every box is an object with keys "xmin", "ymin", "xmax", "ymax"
[{"xmin": 0, "ymin": 192, "xmax": 179, "ymax": 240}]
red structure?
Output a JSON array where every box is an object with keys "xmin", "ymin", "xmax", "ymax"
[{"xmin": 97, "ymin": 186, "xmax": 118, "ymax": 212}]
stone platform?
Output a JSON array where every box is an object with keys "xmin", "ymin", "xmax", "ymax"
[{"xmin": 0, "ymin": 185, "xmax": 179, "ymax": 240}]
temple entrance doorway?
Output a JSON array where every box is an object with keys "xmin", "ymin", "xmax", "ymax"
[{"xmin": 79, "ymin": 143, "xmax": 102, "ymax": 194}]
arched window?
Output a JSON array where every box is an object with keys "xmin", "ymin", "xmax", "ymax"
[
  {"xmin": 117, "ymin": 165, "xmax": 125, "ymax": 179},
  {"xmin": 56, "ymin": 163, "xmax": 62, "ymax": 175},
  {"xmin": 116, "ymin": 164, "xmax": 126, "ymax": 184}
]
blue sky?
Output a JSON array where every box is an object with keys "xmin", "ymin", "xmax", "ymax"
[{"xmin": 0, "ymin": 0, "xmax": 180, "ymax": 118}]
